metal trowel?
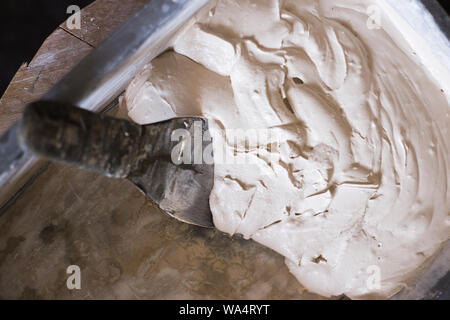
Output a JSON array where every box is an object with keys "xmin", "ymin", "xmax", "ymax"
[
  {"xmin": 17, "ymin": 101, "xmax": 215, "ymax": 228},
  {"xmin": 0, "ymin": 0, "xmax": 211, "ymax": 214}
]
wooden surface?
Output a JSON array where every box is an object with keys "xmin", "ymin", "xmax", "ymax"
[{"xmin": 0, "ymin": 0, "xmax": 317, "ymax": 299}]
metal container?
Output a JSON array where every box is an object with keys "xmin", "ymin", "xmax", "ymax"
[{"xmin": 0, "ymin": 0, "xmax": 448, "ymax": 299}]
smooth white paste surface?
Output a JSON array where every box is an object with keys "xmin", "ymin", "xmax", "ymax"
[{"xmin": 123, "ymin": 0, "xmax": 450, "ymax": 298}]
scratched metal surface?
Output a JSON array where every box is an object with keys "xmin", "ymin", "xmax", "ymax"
[{"xmin": 0, "ymin": 157, "xmax": 317, "ymax": 299}]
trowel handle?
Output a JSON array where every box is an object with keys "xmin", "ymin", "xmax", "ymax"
[{"xmin": 17, "ymin": 101, "xmax": 142, "ymax": 178}]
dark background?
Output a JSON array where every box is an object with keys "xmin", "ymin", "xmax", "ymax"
[
  {"xmin": 0, "ymin": 0, "xmax": 94, "ymax": 96},
  {"xmin": 0, "ymin": 0, "xmax": 448, "ymax": 97}
]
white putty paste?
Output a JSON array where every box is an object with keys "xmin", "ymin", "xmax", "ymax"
[{"xmin": 123, "ymin": 0, "xmax": 450, "ymax": 298}]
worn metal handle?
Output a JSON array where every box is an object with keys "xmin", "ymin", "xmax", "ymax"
[
  {"xmin": 17, "ymin": 101, "xmax": 143, "ymax": 178},
  {"xmin": 16, "ymin": 101, "xmax": 216, "ymax": 228}
]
